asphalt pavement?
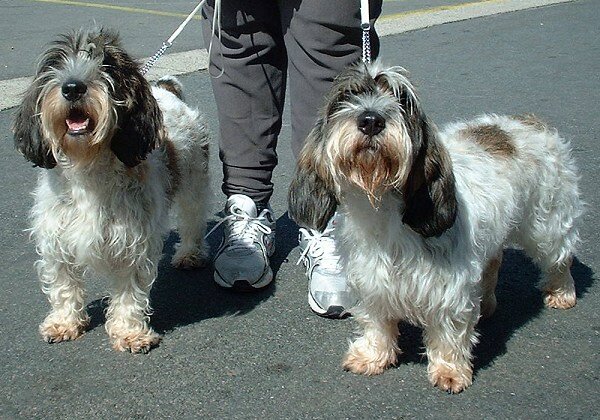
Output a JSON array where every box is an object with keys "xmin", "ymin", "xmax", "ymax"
[
  {"xmin": 0, "ymin": 1, "xmax": 598, "ymax": 418},
  {"xmin": 1, "ymin": 0, "xmax": 478, "ymax": 81}
]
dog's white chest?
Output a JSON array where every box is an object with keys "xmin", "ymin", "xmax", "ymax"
[
  {"xmin": 33, "ymin": 168, "xmax": 168, "ymax": 271},
  {"xmin": 339, "ymin": 196, "xmax": 477, "ymax": 326}
]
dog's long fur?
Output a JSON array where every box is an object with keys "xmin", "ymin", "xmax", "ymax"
[
  {"xmin": 13, "ymin": 28, "xmax": 210, "ymax": 353},
  {"xmin": 288, "ymin": 62, "xmax": 582, "ymax": 392}
]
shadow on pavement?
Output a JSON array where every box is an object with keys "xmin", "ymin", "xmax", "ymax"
[
  {"xmin": 389, "ymin": 249, "xmax": 595, "ymax": 373},
  {"xmin": 474, "ymin": 251, "xmax": 594, "ymax": 372},
  {"xmin": 85, "ymin": 225, "xmax": 594, "ymax": 364},
  {"xmin": 85, "ymin": 214, "xmax": 300, "ymax": 335},
  {"xmin": 272, "ymin": 212, "xmax": 299, "ymax": 277}
]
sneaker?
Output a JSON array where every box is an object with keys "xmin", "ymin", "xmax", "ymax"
[
  {"xmin": 212, "ymin": 194, "xmax": 276, "ymax": 291},
  {"xmin": 298, "ymin": 213, "xmax": 356, "ymax": 318}
]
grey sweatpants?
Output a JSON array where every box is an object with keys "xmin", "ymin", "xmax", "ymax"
[{"xmin": 202, "ymin": 0, "xmax": 382, "ymax": 207}]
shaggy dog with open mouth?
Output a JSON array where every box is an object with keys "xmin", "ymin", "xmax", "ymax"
[{"xmin": 13, "ymin": 27, "xmax": 210, "ymax": 353}]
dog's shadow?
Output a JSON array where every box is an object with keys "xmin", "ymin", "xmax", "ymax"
[
  {"xmin": 393, "ymin": 249, "xmax": 594, "ymax": 374},
  {"xmin": 85, "ymin": 213, "xmax": 299, "ymax": 335}
]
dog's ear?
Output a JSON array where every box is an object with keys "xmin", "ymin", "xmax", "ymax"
[
  {"xmin": 373, "ymin": 66, "xmax": 457, "ymax": 237},
  {"xmin": 401, "ymin": 116, "xmax": 457, "ymax": 237},
  {"xmin": 288, "ymin": 119, "xmax": 338, "ymax": 232},
  {"xmin": 101, "ymin": 30, "xmax": 163, "ymax": 167},
  {"xmin": 13, "ymin": 79, "xmax": 57, "ymax": 169},
  {"xmin": 110, "ymin": 91, "xmax": 163, "ymax": 167}
]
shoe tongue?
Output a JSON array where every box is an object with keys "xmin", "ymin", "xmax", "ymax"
[{"xmin": 227, "ymin": 194, "xmax": 258, "ymax": 218}]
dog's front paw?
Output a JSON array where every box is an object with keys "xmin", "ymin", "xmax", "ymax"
[
  {"xmin": 111, "ymin": 329, "xmax": 161, "ymax": 354},
  {"xmin": 342, "ymin": 338, "xmax": 397, "ymax": 376},
  {"xmin": 543, "ymin": 289, "xmax": 576, "ymax": 309},
  {"xmin": 428, "ymin": 362, "xmax": 473, "ymax": 394},
  {"xmin": 39, "ymin": 316, "xmax": 89, "ymax": 343}
]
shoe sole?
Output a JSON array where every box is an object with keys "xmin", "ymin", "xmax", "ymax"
[
  {"xmin": 307, "ymin": 291, "xmax": 352, "ymax": 319},
  {"xmin": 214, "ymin": 267, "xmax": 273, "ymax": 291},
  {"xmin": 213, "ymin": 239, "xmax": 275, "ymax": 291}
]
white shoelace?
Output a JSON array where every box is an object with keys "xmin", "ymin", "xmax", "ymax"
[
  {"xmin": 297, "ymin": 227, "xmax": 341, "ymax": 272},
  {"xmin": 205, "ymin": 205, "xmax": 273, "ymax": 251}
]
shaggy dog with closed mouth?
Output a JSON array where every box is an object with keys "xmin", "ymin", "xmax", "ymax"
[{"xmin": 288, "ymin": 62, "xmax": 582, "ymax": 393}]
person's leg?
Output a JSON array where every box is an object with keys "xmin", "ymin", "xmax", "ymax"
[
  {"xmin": 281, "ymin": 0, "xmax": 382, "ymax": 157},
  {"xmin": 282, "ymin": 0, "xmax": 382, "ymax": 317},
  {"xmin": 202, "ymin": 1, "xmax": 284, "ymax": 289},
  {"xmin": 202, "ymin": 0, "xmax": 287, "ymax": 208}
]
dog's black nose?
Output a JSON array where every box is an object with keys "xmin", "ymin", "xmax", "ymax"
[
  {"xmin": 357, "ymin": 111, "xmax": 386, "ymax": 136},
  {"xmin": 61, "ymin": 79, "xmax": 87, "ymax": 102}
]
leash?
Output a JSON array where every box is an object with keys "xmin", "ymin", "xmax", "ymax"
[
  {"xmin": 360, "ymin": 0, "xmax": 372, "ymax": 64},
  {"xmin": 141, "ymin": 0, "xmax": 368, "ymax": 75},
  {"xmin": 140, "ymin": 0, "xmax": 206, "ymax": 76}
]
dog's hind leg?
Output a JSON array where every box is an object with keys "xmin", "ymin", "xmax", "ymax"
[
  {"xmin": 522, "ymin": 212, "xmax": 578, "ymax": 309},
  {"xmin": 519, "ymin": 213, "xmax": 578, "ymax": 309},
  {"xmin": 105, "ymin": 268, "xmax": 161, "ymax": 353},
  {"xmin": 480, "ymin": 249, "xmax": 503, "ymax": 318},
  {"xmin": 342, "ymin": 315, "xmax": 400, "ymax": 376},
  {"xmin": 519, "ymin": 181, "xmax": 580, "ymax": 309},
  {"xmin": 38, "ymin": 258, "xmax": 89, "ymax": 343},
  {"xmin": 542, "ymin": 257, "xmax": 576, "ymax": 309},
  {"xmin": 519, "ymin": 233, "xmax": 577, "ymax": 309},
  {"xmin": 519, "ymin": 131, "xmax": 581, "ymax": 309},
  {"xmin": 171, "ymin": 183, "xmax": 209, "ymax": 269}
]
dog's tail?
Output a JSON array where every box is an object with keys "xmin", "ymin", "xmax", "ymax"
[{"xmin": 156, "ymin": 76, "xmax": 184, "ymax": 101}]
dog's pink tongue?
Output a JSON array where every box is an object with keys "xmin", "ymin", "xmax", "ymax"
[{"xmin": 66, "ymin": 117, "xmax": 89, "ymax": 131}]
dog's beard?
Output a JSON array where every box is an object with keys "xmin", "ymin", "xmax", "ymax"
[
  {"xmin": 40, "ymin": 82, "xmax": 116, "ymax": 166},
  {"xmin": 327, "ymin": 119, "xmax": 412, "ymax": 206}
]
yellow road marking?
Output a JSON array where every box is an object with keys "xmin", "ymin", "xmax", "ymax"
[
  {"xmin": 27, "ymin": 0, "xmax": 202, "ymax": 20},
  {"xmin": 29, "ymin": 0, "xmax": 508, "ymax": 22},
  {"xmin": 380, "ymin": 0, "xmax": 508, "ymax": 21}
]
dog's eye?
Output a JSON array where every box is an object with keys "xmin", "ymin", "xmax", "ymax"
[{"xmin": 327, "ymin": 91, "xmax": 352, "ymax": 113}]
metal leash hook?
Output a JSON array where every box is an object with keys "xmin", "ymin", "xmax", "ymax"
[
  {"xmin": 140, "ymin": 0, "xmax": 206, "ymax": 76},
  {"xmin": 360, "ymin": 0, "xmax": 372, "ymax": 64},
  {"xmin": 140, "ymin": 41, "xmax": 172, "ymax": 76}
]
